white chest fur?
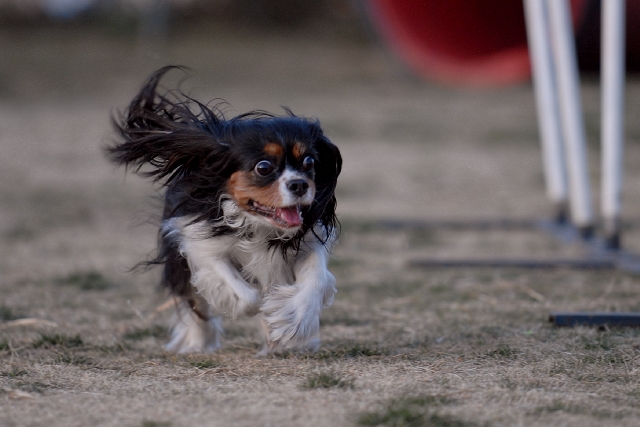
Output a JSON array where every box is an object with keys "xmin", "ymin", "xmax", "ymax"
[{"xmin": 162, "ymin": 205, "xmax": 337, "ymax": 353}]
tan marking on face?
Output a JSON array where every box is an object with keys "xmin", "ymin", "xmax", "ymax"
[
  {"xmin": 263, "ymin": 143, "xmax": 284, "ymax": 158},
  {"xmin": 292, "ymin": 142, "xmax": 306, "ymax": 160},
  {"xmin": 227, "ymin": 171, "xmax": 284, "ymax": 210}
]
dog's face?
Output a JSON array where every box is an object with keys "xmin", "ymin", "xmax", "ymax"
[{"xmin": 227, "ymin": 140, "xmax": 318, "ymax": 230}]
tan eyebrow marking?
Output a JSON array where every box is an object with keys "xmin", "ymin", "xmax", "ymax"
[
  {"xmin": 292, "ymin": 142, "xmax": 306, "ymax": 160},
  {"xmin": 264, "ymin": 143, "xmax": 284, "ymax": 158}
]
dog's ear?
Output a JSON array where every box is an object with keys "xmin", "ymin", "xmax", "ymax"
[
  {"xmin": 298, "ymin": 135, "xmax": 341, "ymax": 242},
  {"xmin": 106, "ymin": 66, "xmax": 229, "ymax": 183},
  {"xmin": 314, "ymin": 136, "xmax": 342, "ymax": 188}
]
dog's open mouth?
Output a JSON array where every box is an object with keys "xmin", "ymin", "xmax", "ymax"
[{"xmin": 249, "ymin": 200, "xmax": 304, "ymax": 228}]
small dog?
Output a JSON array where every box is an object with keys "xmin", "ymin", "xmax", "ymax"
[{"xmin": 107, "ymin": 67, "xmax": 342, "ymax": 355}]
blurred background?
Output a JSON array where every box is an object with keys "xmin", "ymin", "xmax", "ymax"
[
  {"xmin": 6, "ymin": 4, "xmax": 640, "ymax": 425},
  {"xmin": 0, "ymin": 0, "xmax": 371, "ymax": 100},
  {"xmin": 3, "ymin": 0, "xmax": 640, "ymax": 277}
]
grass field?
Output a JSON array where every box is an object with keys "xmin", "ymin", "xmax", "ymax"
[{"xmin": 1, "ymin": 23, "xmax": 640, "ymax": 427}]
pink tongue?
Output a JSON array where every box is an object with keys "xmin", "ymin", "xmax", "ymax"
[{"xmin": 276, "ymin": 206, "xmax": 302, "ymax": 227}]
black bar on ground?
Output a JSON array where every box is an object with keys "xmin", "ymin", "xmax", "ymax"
[
  {"xmin": 550, "ymin": 312, "xmax": 640, "ymax": 327},
  {"xmin": 349, "ymin": 218, "xmax": 640, "ymax": 232},
  {"xmin": 408, "ymin": 258, "xmax": 616, "ymax": 269},
  {"xmin": 371, "ymin": 219, "xmax": 540, "ymax": 231}
]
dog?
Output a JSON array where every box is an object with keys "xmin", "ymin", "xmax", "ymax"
[{"xmin": 107, "ymin": 67, "xmax": 342, "ymax": 355}]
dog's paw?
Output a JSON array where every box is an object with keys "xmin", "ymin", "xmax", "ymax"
[
  {"xmin": 261, "ymin": 286, "xmax": 321, "ymax": 349},
  {"xmin": 195, "ymin": 271, "xmax": 261, "ymax": 319},
  {"xmin": 235, "ymin": 285, "xmax": 262, "ymax": 317},
  {"xmin": 165, "ymin": 315, "xmax": 223, "ymax": 354}
]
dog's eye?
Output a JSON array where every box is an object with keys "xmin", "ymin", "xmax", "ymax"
[
  {"xmin": 302, "ymin": 156, "xmax": 315, "ymax": 171},
  {"xmin": 255, "ymin": 160, "xmax": 275, "ymax": 176}
]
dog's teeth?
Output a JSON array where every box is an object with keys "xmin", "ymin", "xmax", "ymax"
[{"xmin": 250, "ymin": 200, "xmax": 303, "ymax": 228}]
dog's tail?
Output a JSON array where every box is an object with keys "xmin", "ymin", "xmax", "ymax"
[{"xmin": 106, "ymin": 66, "xmax": 229, "ymax": 184}]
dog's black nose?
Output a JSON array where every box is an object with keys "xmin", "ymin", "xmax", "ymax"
[{"xmin": 287, "ymin": 179, "xmax": 309, "ymax": 197}]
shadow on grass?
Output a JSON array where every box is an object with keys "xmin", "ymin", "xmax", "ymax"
[
  {"xmin": 527, "ymin": 398, "xmax": 627, "ymax": 419},
  {"xmin": 302, "ymin": 369, "xmax": 355, "ymax": 390},
  {"xmin": 358, "ymin": 395, "xmax": 483, "ymax": 427},
  {"xmin": 311, "ymin": 342, "xmax": 386, "ymax": 360},
  {"xmin": 54, "ymin": 271, "xmax": 113, "ymax": 291},
  {"xmin": 0, "ymin": 305, "xmax": 22, "ymax": 321},
  {"xmin": 141, "ymin": 421, "xmax": 172, "ymax": 427},
  {"xmin": 32, "ymin": 333, "xmax": 84, "ymax": 349},
  {"xmin": 123, "ymin": 325, "xmax": 168, "ymax": 341}
]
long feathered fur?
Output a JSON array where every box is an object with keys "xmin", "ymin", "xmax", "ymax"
[
  {"xmin": 106, "ymin": 66, "xmax": 341, "ymax": 259},
  {"xmin": 107, "ymin": 67, "xmax": 343, "ymax": 353}
]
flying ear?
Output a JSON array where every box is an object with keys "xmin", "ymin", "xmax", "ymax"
[
  {"xmin": 106, "ymin": 66, "xmax": 228, "ymax": 183},
  {"xmin": 314, "ymin": 136, "xmax": 342, "ymax": 187},
  {"xmin": 301, "ymin": 135, "xmax": 341, "ymax": 242}
]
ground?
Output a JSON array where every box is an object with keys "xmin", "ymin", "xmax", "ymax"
[{"xmin": 1, "ymin": 24, "xmax": 640, "ymax": 427}]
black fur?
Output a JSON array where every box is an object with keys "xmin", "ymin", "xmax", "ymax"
[{"xmin": 106, "ymin": 66, "xmax": 341, "ymax": 296}]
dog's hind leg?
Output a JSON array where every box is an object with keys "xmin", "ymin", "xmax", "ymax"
[
  {"xmin": 161, "ymin": 235, "xmax": 223, "ymax": 353},
  {"xmin": 165, "ymin": 296, "xmax": 223, "ymax": 354}
]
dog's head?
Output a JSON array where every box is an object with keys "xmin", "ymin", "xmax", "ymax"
[
  {"xmin": 107, "ymin": 67, "xmax": 341, "ymax": 246},
  {"xmin": 225, "ymin": 119, "xmax": 341, "ymax": 233}
]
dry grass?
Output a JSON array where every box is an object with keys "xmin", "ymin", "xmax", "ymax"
[{"xmin": 2, "ymin": 23, "xmax": 640, "ymax": 427}]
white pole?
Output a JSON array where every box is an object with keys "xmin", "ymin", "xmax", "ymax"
[
  {"xmin": 523, "ymin": 0, "xmax": 569, "ymax": 222},
  {"xmin": 547, "ymin": 0, "xmax": 594, "ymax": 237},
  {"xmin": 601, "ymin": 0, "xmax": 626, "ymax": 249}
]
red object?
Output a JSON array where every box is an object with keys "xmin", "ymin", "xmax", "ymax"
[{"xmin": 367, "ymin": 0, "xmax": 587, "ymax": 87}]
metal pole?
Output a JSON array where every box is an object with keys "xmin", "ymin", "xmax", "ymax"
[
  {"xmin": 547, "ymin": 0, "xmax": 595, "ymax": 237},
  {"xmin": 601, "ymin": 0, "xmax": 626, "ymax": 249},
  {"xmin": 523, "ymin": 0, "xmax": 569, "ymax": 223}
]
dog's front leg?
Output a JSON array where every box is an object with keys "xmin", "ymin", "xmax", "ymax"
[
  {"xmin": 165, "ymin": 256, "xmax": 260, "ymax": 354},
  {"xmin": 260, "ymin": 239, "xmax": 337, "ymax": 352},
  {"xmin": 188, "ymin": 256, "xmax": 262, "ymax": 319},
  {"xmin": 176, "ymin": 226, "xmax": 262, "ymax": 319}
]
